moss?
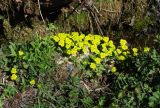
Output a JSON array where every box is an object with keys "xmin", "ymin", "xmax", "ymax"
[
  {"xmin": 3, "ymin": 19, "xmax": 48, "ymax": 42},
  {"xmin": 69, "ymin": 11, "xmax": 89, "ymax": 30},
  {"xmin": 134, "ymin": 16, "xmax": 153, "ymax": 31}
]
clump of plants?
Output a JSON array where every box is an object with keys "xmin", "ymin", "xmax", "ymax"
[
  {"xmin": 0, "ymin": 37, "xmax": 56, "ymax": 107},
  {"xmin": 110, "ymin": 38, "xmax": 160, "ymax": 107},
  {"xmin": 51, "ymin": 32, "xmax": 150, "ymax": 77},
  {"xmin": 0, "ymin": 32, "xmax": 159, "ymax": 108}
]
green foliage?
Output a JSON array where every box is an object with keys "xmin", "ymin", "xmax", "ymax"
[
  {"xmin": 47, "ymin": 23, "xmax": 58, "ymax": 32},
  {"xmin": 24, "ymin": 37, "xmax": 55, "ymax": 75},
  {"xmin": 0, "ymin": 36, "xmax": 56, "ymax": 91},
  {"xmin": 0, "ymin": 85, "xmax": 17, "ymax": 107},
  {"xmin": 36, "ymin": 76, "xmax": 104, "ymax": 108},
  {"xmin": 149, "ymin": 89, "xmax": 160, "ymax": 107},
  {"xmin": 110, "ymin": 42, "xmax": 160, "ymax": 107},
  {"xmin": 2, "ymin": 85, "xmax": 17, "ymax": 97}
]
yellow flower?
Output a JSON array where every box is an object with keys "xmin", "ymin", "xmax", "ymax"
[
  {"xmin": 94, "ymin": 57, "xmax": 101, "ymax": 64},
  {"xmin": 37, "ymin": 84, "xmax": 42, "ymax": 88},
  {"xmin": 95, "ymin": 49, "xmax": 100, "ymax": 54},
  {"xmin": 53, "ymin": 36, "xmax": 59, "ymax": 42},
  {"xmin": 127, "ymin": 51, "xmax": 130, "ymax": 55},
  {"xmin": 116, "ymin": 49, "xmax": 122, "ymax": 54},
  {"xmin": 11, "ymin": 68, "xmax": 17, "ymax": 74},
  {"xmin": 132, "ymin": 47, "xmax": 138, "ymax": 56},
  {"xmin": 82, "ymin": 47, "xmax": 89, "ymax": 53},
  {"xmin": 84, "ymin": 40, "xmax": 90, "ymax": 47},
  {"xmin": 120, "ymin": 39, "xmax": 127, "ymax": 46},
  {"xmin": 103, "ymin": 37, "xmax": 109, "ymax": 42},
  {"xmin": 102, "ymin": 43, "xmax": 107, "ymax": 48},
  {"xmin": 66, "ymin": 43, "xmax": 72, "ymax": 49},
  {"xmin": 102, "ymin": 47, "xmax": 108, "ymax": 52},
  {"xmin": 11, "ymin": 74, "xmax": 17, "ymax": 80},
  {"xmin": 82, "ymin": 61, "xmax": 87, "ymax": 65},
  {"xmin": 94, "ymin": 35, "xmax": 102, "ymax": 40},
  {"xmin": 114, "ymin": 51, "xmax": 118, "ymax": 56},
  {"xmin": 79, "ymin": 34, "xmax": 85, "ymax": 41},
  {"xmin": 106, "ymin": 50, "xmax": 113, "ymax": 56},
  {"xmin": 71, "ymin": 32, "xmax": 79, "ymax": 42},
  {"xmin": 58, "ymin": 33, "xmax": 67, "ymax": 40},
  {"xmin": 132, "ymin": 48, "xmax": 138, "ymax": 53},
  {"xmin": 92, "ymin": 35, "xmax": 101, "ymax": 45},
  {"xmin": 90, "ymin": 63, "xmax": 96, "ymax": 69},
  {"xmin": 84, "ymin": 35, "xmax": 91, "ymax": 41},
  {"xmin": 92, "ymin": 39, "xmax": 100, "ymax": 45},
  {"xmin": 118, "ymin": 55, "xmax": 125, "ymax": 60},
  {"xmin": 71, "ymin": 32, "xmax": 79, "ymax": 37},
  {"xmin": 66, "ymin": 50, "xmax": 71, "ymax": 55},
  {"xmin": 110, "ymin": 45, "xmax": 116, "ymax": 51},
  {"xmin": 90, "ymin": 45, "xmax": 98, "ymax": 53},
  {"xmin": 58, "ymin": 40, "xmax": 65, "ymax": 47},
  {"xmin": 71, "ymin": 48, "xmax": 77, "ymax": 56},
  {"xmin": 18, "ymin": 51, "xmax": 24, "ymax": 56},
  {"xmin": 30, "ymin": 79, "xmax": 35, "ymax": 85},
  {"xmin": 78, "ymin": 42, "xmax": 84, "ymax": 48},
  {"xmin": 133, "ymin": 53, "xmax": 138, "ymax": 56},
  {"xmin": 108, "ymin": 40, "xmax": 114, "ymax": 47},
  {"xmin": 100, "ymin": 53, "xmax": 107, "ymax": 59},
  {"xmin": 144, "ymin": 47, "xmax": 150, "ymax": 53},
  {"xmin": 73, "ymin": 35, "xmax": 79, "ymax": 42},
  {"xmin": 121, "ymin": 45, "xmax": 128, "ymax": 50},
  {"xmin": 111, "ymin": 66, "xmax": 117, "ymax": 73},
  {"xmin": 122, "ymin": 51, "xmax": 127, "ymax": 56},
  {"xmin": 65, "ymin": 37, "xmax": 72, "ymax": 44}
]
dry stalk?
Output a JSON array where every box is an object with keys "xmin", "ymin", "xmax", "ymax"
[{"xmin": 37, "ymin": 0, "xmax": 45, "ymax": 25}]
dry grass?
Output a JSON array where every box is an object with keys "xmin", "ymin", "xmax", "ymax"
[
  {"xmin": 95, "ymin": 0, "xmax": 122, "ymax": 25},
  {"xmin": 135, "ymin": 0, "xmax": 148, "ymax": 18}
]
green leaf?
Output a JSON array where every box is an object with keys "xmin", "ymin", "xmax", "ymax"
[
  {"xmin": 153, "ymin": 92, "xmax": 160, "ymax": 99},
  {"xmin": 149, "ymin": 96, "xmax": 157, "ymax": 102},
  {"xmin": 23, "ymin": 63, "xmax": 29, "ymax": 69},
  {"xmin": 9, "ymin": 43, "xmax": 17, "ymax": 57},
  {"xmin": 149, "ymin": 102, "xmax": 154, "ymax": 107}
]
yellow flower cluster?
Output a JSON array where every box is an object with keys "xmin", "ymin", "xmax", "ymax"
[
  {"xmin": 10, "ymin": 67, "xmax": 17, "ymax": 80},
  {"xmin": 112, "ymin": 39, "xmax": 130, "ymax": 61},
  {"xmin": 132, "ymin": 48, "xmax": 138, "ymax": 56},
  {"xmin": 51, "ymin": 32, "xmax": 150, "ymax": 70},
  {"xmin": 51, "ymin": 33, "xmax": 114, "ymax": 69},
  {"xmin": 144, "ymin": 47, "xmax": 150, "ymax": 53},
  {"xmin": 52, "ymin": 32, "xmax": 115, "ymax": 55},
  {"xmin": 10, "ymin": 51, "xmax": 25, "ymax": 81}
]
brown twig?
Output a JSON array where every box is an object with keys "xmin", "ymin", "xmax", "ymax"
[
  {"xmin": 37, "ymin": 0, "xmax": 45, "ymax": 25},
  {"xmin": 88, "ymin": 12, "xmax": 93, "ymax": 33},
  {"xmin": 101, "ymin": 9, "xmax": 121, "ymax": 13}
]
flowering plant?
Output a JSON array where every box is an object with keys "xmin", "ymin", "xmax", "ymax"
[{"xmin": 51, "ymin": 32, "xmax": 150, "ymax": 77}]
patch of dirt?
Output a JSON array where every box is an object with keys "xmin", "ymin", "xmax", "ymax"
[{"xmin": 3, "ymin": 87, "xmax": 38, "ymax": 108}]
